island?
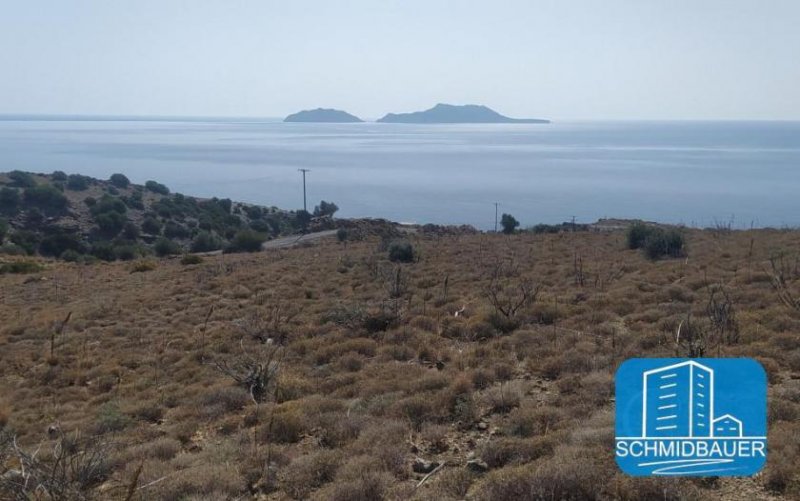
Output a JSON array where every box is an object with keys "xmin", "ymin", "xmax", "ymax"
[
  {"xmin": 284, "ymin": 108, "xmax": 363, "ymax": 123},
  {"xmin": 376, "ymin": 103, "xmax": 549, "ymax": 124}
]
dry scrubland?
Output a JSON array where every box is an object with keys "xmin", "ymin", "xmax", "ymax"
[{"xmin": 1, "ymin": 228, "xmax": 800, "ymax": 500}]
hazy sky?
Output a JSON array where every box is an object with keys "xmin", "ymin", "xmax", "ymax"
[{"xmin": 1, "ymin": 0, "xmax": 798, "ymax": 120}]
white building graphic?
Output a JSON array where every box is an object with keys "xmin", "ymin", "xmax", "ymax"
[
  {"xmin": 641, "ymin": 360, "xmax": 740, "ymax": 438},
  {"xmin": 713, "ymin": 414, "xmax": 743, "ymax": 437}
]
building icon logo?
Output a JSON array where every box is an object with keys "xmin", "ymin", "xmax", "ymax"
[{"xmin": 616, "ymin": 358, "xmax": 767, "ymax": 476}]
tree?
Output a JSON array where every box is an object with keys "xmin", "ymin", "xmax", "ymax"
[
  {"xmin": 145, "ymin": 180, "xmax": 170, "ymax": 195},
  {"xmin": 109, "ymin": 173, "xmax": 130, "ymax": 189},
  {"xmin": 226, "ymin": 230, "xmax": 266, "ymax": 253},
  {"xmin": 191, "ymin": 231, "xmax": 223, "ymax": 252},
  {"xmin": 66, "ymin": 174, "xmax": 92, "ymax": 191},
  {"xmin": 141, "ymin": 217, "xmax": 162, "ymax": 235},
  {"xmin": 8, "ymin": 170, "xmax": 36, "ymax": 188},
  {"xmin": 388, "ymin": 240, "xmax": 415, "ymax": 263},
  {"xmin": 23, "ymin": 185, "xmax": 68, "ymax": 215},
  {"xmin": 314, "ymin": 200, "xmax": 339, "ymax": 217},
  {"xmin": 295, "ymin": 210, "xmax": 312, "ymax": 230},
  {"xmin": 0, "ymin": 188, "xmax": 20, "ymax": 214},
  {"xmin": 154, "ymin": 237, "xmax": 181, "ymax": 256},
  {"xmin": 0, "ymin": 218, "xmax": 7, "ymax": 242},
  {"xmin": 500, "ymin": 213, "xmax": 519, "ymax": 234}
]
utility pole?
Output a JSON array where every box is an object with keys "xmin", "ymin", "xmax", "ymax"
[
  {"xmin": 494, "ymin": 202, "xmax": 499, "ymax": 233},
  {"xmin": 298, "ymin": 169, "xmax": 310, "ymax": 212}
]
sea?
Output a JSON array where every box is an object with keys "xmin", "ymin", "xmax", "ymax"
[{"xmin": 1, "ymin": 117, "xmax": 798, "ymax": 230}]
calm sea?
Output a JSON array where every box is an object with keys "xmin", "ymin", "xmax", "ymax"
[{"xmin": 1, "ymin": 117, "xmax": 798, "ymax": 229}]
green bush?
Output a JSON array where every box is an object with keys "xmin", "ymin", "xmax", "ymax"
[
  {"xmin": 190, "ymin": 231, "xmax": 223, "ymax": 252},
  {"xmin": 66, "ymin": 174, "xmax": 92, "ymax": 191},
  {"xmin": 0, "ymin": 187, "xmax": 20, "ymax": 214},
  {"xmin": 121, "ymin": 222, "xmax": 140, "ymax": 240},
  {"xmin": 337, "ymin": 228, "xmax": 348, "ymax": 242},
  {"xmin": 226, "ymin": 230, "xmax": 266, "ymax": 253},
  {"xmin": 501, "ymin": 213, "xmax": 520, "ymax": 234},
  {"xmin": 295, "ymin": 210, "xmax": 312, "ymax": 230},
  {"xmin": 314, "ymin": 200, "xmax": 339, "ymax": 217},
  {"xmin": 51, "ymin": 170, "xmax": 68, "ymax": 181},
  {"xmin": 388, "ymin": 240, "xmax": 415, "ymax": 263},
  {"xmin": 0, "ymin": 244, "xmax": 26, "ymax": 255},
  {"xmin": 23, "ymin": 185, "xmax": 68, "ymax": 214},
  {"xmin": 90, "ymin": 241, "xmax": 117, "ymax": 261},
  {"xmin": 643, "ymin": 228, "xmax": 686, "ymax": 259},
  {"xmin": 109, "ymin": 173, "xmax": 130, "ymax": 189},
  {"xmin": 95, "ymin": 211, "xmax": 127, "ymax": 236},
  {"xmin": 180, "ymin": 254, "xmax": 203, "ymax": 265},
  {"xmin": 625, "ymin": 223, "xmax": 686, "ymax": 259},
  {"xmin": 8, "ymin": 170, "xmax": 36, "ymax": 188},
  {"xmin": 91, "ymin": 195, "xmax": 127, "ymax": 216},
  {"xmin": 60, "ymin": 249, "xmax": 83, "ymax": 262},
  {"xmin": 39, "ymin": 232, "xmax": 86, "ymax": 257},
  {"xmin": 0, "ymin": 260, "xmax": 43, "ymax": 274},
  {"xmin": 154, "ymin": 237, "xmax": 181, "ymax": 256},
  {"xmin": 114, "ymin": 245, "xmax": 141, "ymax": 261},
  {"xmin": 0, "ymin": 218, "xmax": 7, "ymax": 242},
  {"xmin": 141, "ymin": 217, "xmax": 162, "ymax": 235},
  {"xmin": 145, "ymin": 180, "xmax": 170, "ymax": 195},
  {"xmin": 626, "ymin": 222, "xmax": 651, "ymax": 249},
  {"xmin": 164, "ymin": 221, "xmax": 191, "ymax": 239},
  {"xmin": 10, "ymin": 231, "xmax": 40, "ymax": 255}
]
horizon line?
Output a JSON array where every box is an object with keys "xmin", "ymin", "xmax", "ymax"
[{"xmin": 1, "ymin": 113, "xmax": 799, "ymax": 123}]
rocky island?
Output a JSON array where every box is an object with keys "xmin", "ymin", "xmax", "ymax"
[
  {"xmin": 284, "ymin": 108, "xmax": 363, "ymax": 123},
  {"xmin": 377, "ymin": 103, "xmax": 549, "ymax": 124}
]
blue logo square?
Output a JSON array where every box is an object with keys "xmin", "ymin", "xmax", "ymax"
[{"xmin": 615, "ymin": 358, "xmax": 767, "ymax": 476}]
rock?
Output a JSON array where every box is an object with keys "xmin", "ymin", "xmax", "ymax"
[
  {"xmin": 477, "ymin": 421, "xmax": 488, "ymax": 431},
  {"xmin": 467, "ymin": 459, "xmax": 489, "ymax": 473},
  {"xmin": 412, "ymin": 457, "xmax": 440, "ymax": 474}
]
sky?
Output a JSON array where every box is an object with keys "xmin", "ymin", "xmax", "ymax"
[{"xmin": 1, "ymin": 0, "xmax": 798, "ymax": 120}]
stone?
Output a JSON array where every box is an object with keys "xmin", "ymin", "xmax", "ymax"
[{"xmin": 412, "ymin": 457, "xmax": 440, "ymax": 474}]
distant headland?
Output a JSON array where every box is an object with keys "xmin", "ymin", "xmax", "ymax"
[
  {"xmin": 377, "ymin": 103, "xmax": 549, "ymax": 124},
  {"xmin": 284, "ymin": 108, "xmax": 364, "ymax": 123}
]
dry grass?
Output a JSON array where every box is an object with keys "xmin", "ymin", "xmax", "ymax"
[{"xmin": 1, "ymin": 228, "xmax": 799, "ymax": 499}]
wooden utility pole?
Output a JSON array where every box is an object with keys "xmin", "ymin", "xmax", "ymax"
[
  {"xmin": 298, "ymin": 169, "xmax": 311, "ymax": 212},
  {"xmin": 494, "ymin": 202, "xmax": 499, "ymax": 233}
]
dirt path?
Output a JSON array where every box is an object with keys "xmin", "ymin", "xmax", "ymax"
[{"xmin": 261, "ymin": 229, "xmax": 339, "ymax": 249}]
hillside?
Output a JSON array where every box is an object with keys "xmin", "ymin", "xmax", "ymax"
[
  {"xmin": 377, "ymin": 104, "xmax": 550, "ymax": 124},
  {"xmin": 0, "ymin": 170, "xmax": 328, "ymax": 261},
  {"xmin": 284, "ymin": 108, "xmax": 364, "ymax": 123},
  {"xmin": 1, "ymin": 226, "xmax": 799, "ymax": 499}
]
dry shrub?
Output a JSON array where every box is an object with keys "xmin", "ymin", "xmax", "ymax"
[
  {"xmin": 763, "ymin": 421, "xmax": 800, "ymax": 494},
  {"xmin": 421, "ymin": 467, "xmax": 476, "ymax": 500},
  {"xmin": 279, "ymin": 449, "xmax": 342, "ymax": 499},
  {"xmin": 393, "ymin": 395, "xmax": 435, "ymax": 430},
  {"xmin": 420, "ymin": 423, "xmax": 450, "ymax": 453},
  {"xmin": 505, "ymin": 406, "xmax": 565, "ymax": 437},
  {"xmin": 313, "ymin": 470, "xmax": 393, "ymax": 501},
  {"xmin": 259, "ymin": 407, "xmax": 306, "ymax": 444},
  {"xmin": 0, "ymin": 403, "xmax": 9, "ymax": 430},
  {"xmin": 482, "ymin": 381, "xmax": 523, "ymax": 414},
  {"xmin": 316, "ymin": 411, "xmax": 366, "ymax": 448},
  {"xmin": 609, "ymin": 475, "xmax": 700, "ymax": 501},
  {"xmin": 275, "ymin": 373, "xmax": 314, "ymax": 403},
  {"xmin": 471, "ymin": 368, "xmax": 495, "ymax": 389},
  {"xmin": 132, "ymin": 437, "xmax": 182, "ymax": 461},
  {"xmin": 200, "ymin": 386, "xmax": 250, "ymax": 419},
  {"xmin": 150, "ymin": 463, "xmax": 245, "ymax": 501},
  {"xmin": 471, "ymin": 447, "xmax": 607, "ymax": 500},
  {"xmin": 768, "ymin": 397, "xmax": 799, "ymax": 424},
  {"xmin": 478, "ymin": 436, "xmax": 556, "ymax": 468}
]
